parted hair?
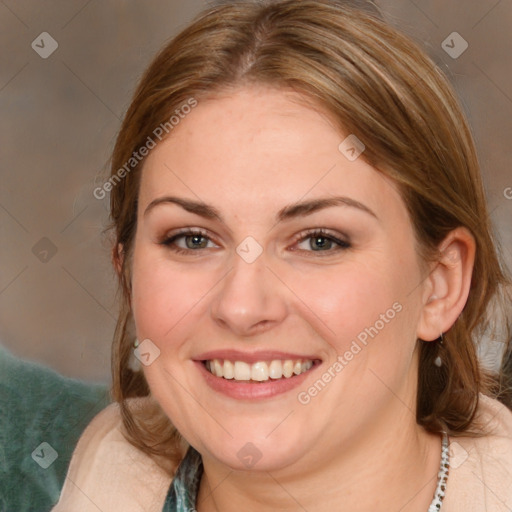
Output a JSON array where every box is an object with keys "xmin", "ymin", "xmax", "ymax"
[{"xmin": 107, "ymin": 0, "xmax": 512, "ymax": 467}]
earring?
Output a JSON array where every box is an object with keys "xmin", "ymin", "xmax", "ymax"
[
  {"xmin": 434, "ymin": 333, "xmax": 444, "ymax": 367},
  {"xmin": 128, "ymin": 338, "xmax": 142, "ymax": 372}
]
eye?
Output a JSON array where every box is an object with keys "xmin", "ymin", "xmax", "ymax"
[
  {"xmin": 160, "ymin": 229, "xmax": 218, "ymax": 254},
  {"xmin": 292, "ymin": 229, "xmax": 350, "ymax": 254},
  {"xmin": 159, "ymin": 228, "xmax": 350, "ymax": 256}
]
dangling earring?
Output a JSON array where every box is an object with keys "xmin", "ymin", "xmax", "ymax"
[
  {"xmin": 128, "ymin": 338, "xmax": 141, "ymax": 371},
  {"xmin": 434, "ymin": 333, "xmax": 444, "ymax": 367}
]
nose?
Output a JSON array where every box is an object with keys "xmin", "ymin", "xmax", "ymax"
[{"xmin": 209, "ymin": 250, "xmax": 288, "ymax": 337}]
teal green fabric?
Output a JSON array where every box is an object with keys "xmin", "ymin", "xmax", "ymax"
[
  {"xmin": 0, "ymin": 345, "xmax": 110, "ymax": 511},
  {"xmin": 162, "ymin": 446, "xmax": 203, "ymax": 511}
]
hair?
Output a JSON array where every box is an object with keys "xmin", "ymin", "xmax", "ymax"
[{"xmin": 106, "ymin": 0, "xmax": 512, "ymax": 467}]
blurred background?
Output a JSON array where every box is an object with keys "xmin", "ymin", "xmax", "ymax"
[{"xmin": 1, "ymin": 0, "xmax": 511, "ymax": 384}]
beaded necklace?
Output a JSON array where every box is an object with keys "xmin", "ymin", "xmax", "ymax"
[{"xmin": 427, "ymin": 432, "xmax": 450, "ymax": 511}]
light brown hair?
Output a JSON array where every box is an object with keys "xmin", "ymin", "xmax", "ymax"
[{"xmin": 107, "ymin": 0, "xmax": 512, "ymax": 466}]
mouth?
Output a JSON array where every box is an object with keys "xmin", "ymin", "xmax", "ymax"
[
  {"xmin": 194, "ymin": 350, "xmax": 322, "ymax": 399},
  {"xmin": 203, "ymin": 358, "xmax": 318, "ymax": 382}
]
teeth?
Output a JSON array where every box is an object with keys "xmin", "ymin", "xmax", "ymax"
[
  {"xmin": 214, "ymin": 359, "xmax": 223, "ymax": 377},
  {"xmin": 223, "ymin": 360, "xmax": 234, "ymax": 379},
  {"xmin": 283, "ymin": 360, "xmax": 294, "ymax": 378},
  {"xmin": 268, "ymin": 360, "xmax": 283, "ymax": 379},
  {"xmin": 251, "ymin": 362, "xmax": 268, "ymax": 381},
  {"xmin": 234, "ymin": 361, "xmax": 251, "ymax": 380},
  {"xmin": 205, "ymin": 358, "xmax": 315, "ymax": 381}
]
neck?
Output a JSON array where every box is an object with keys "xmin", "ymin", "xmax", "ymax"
[{"xmin": 196, "ymin": 403, "xmax": 442, "ymax": 512}]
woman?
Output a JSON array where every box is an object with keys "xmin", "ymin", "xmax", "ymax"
[{"xmin": 53, "ymin": 1, "xmax": 512, "ymax": 510}]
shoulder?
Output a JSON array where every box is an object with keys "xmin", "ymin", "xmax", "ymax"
[
  {"xmin": 477, "ymin": 394, "xmax": 512, "ymax": 437},
  {"xmin": 443, "ymin": 395, "xmax": 512, "ymax": 512},
  {"xmin": 0, "ymin": 346, "xmax": 109, "ymax": 510},
  {"xmin": 52, "ymin": 398, "xmax": 176, "ymax": 512}
]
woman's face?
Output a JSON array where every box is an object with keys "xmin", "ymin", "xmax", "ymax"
[{"xmin": 131, "ymin": 85, "xmax": 430, "ymax": 472}]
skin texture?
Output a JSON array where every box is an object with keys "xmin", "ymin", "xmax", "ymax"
[{"xmin": 127, "ymin": 85, "xmax": 475, "ymax": 511}]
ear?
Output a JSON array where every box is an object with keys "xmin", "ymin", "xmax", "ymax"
[
  {"xmin": 416, "ymin": 227, "xmax": 476, "ymax": 341},
  {"xmin": 112, "ymin": 243, "xmax": 124, "ymax": 276}
]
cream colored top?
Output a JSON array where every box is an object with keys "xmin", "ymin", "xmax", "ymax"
[{"xmin": 52, "ymin": 395, "xmax": 512, "ymax": 511}]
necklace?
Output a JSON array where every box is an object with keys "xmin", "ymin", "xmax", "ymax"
[{"xmin": 427, "ymin": 432, "xmax": 450, "ymax": 511}]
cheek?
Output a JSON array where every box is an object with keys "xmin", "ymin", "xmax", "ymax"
[
  {"xmin": 295, "ymin": 265, "xmax": 402, "ymax": 342},
  {"xmin": 296, "ymin": 267, "xmax": 420, "ymax": 416},
  {"xmin": 130, "ymin": 249, "xmax": 213, "ymax": 344}
]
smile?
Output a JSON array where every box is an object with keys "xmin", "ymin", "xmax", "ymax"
[{"xmin": 204, "ymin": 359, "xmax": 315, "ymax": 382}]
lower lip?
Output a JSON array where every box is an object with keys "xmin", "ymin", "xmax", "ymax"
[{"xmin": 194, "ymin": 360, "xmax": 320, "ymax": 400}]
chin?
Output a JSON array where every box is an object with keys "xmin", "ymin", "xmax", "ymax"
[{"xmin": 197, "ymin": 431, "xmax": 309, "ymax": 472}]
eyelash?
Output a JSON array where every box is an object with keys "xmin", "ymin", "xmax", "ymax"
[{"xmin": 159, "ymin": 228, "xmax": 351, "ymax": 256}]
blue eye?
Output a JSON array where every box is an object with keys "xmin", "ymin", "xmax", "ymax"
[
  {"xmin": 294, "ymin": 229, "xmax": 351, "ymax": 254},
  {"xmin": 160, "ymin": 228, "xmax": 350, "ymax": 256},
  {"xmin": 160, "ymin": 229, "xmax": 215, "ymax": 254}
]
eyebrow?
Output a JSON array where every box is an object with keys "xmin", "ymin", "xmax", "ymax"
[{"xmin": 143, "ymin": 195, "xmax": 378, "ymax": 222}]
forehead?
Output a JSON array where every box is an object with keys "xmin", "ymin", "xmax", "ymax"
[{"xmin": 138, "ymin": 86, "xmax": 406, "ymax": 224}]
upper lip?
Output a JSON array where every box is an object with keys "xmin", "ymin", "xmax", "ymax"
[{"xmin": 193, "ymin": 350, "xmax": 322, "ymax": 364}]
